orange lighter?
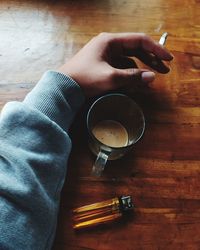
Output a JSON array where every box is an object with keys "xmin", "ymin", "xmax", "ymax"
[{"xmin": 73, "ymin": 195, "xmax": 134, "ymax": 230}]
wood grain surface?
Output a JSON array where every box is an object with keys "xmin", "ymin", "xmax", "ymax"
[{"xmin": 0, "ymin": 0, "xmax": 199, "ymax": 249}]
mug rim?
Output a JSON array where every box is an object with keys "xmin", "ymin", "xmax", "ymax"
[{"xmin": 86, "ymin": 93, "xmax": 145, "ymax": 149}]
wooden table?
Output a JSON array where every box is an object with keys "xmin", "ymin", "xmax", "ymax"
[{"xmin": 0, "ymin": 0, "xmax": 200, "ymax": 249}]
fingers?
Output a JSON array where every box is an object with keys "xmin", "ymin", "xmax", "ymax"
[
  {"xmin": 110, "ymin": 33, "xmax": 173, "ymax": 61},
  {"xmin": 134, "ymin": 49, "xmax": 170, "ymax": 73},
  {"xmin": 110, "ymin": 56, "xmax": 137, "ymax": 69},
  {"xmin": 111, "ymin": 67, "xmax": 155, "ymax": 88},
  {"xmin": 111, "ymin": 53, "xmax": 170, "ymax": 73}
]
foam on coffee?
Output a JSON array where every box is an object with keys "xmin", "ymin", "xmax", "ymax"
[{"xmin": 92, "ymin": 120, "xmax": 128, "ymax": 147}]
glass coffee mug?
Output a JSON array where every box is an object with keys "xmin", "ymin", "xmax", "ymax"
[{"xmin": 87, "ymin": 94, "xmax": 145, "ymax": 177}]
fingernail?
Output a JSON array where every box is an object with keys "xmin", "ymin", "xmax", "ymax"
[
  {"xmin": 169, "ymin": 53, "xmax": 174, "ymax": 60},
  {"xmin": 141, "ymin": 72, "xmax": 155, "ymax": 82}
]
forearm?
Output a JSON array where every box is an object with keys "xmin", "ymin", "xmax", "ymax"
[
  {"xmin": 23, "ymin": 71, "xmax": 85, "ymax": 131},
  {"xmin": 0, "ymin": 71, "xmax": 85, "ymax": 249}
]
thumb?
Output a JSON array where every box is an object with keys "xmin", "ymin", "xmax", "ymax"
[{"xmin": 113, "ymin": 68, "xmax": 155, "ymax": 86}]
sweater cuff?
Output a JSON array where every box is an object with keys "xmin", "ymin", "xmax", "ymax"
[{"xmin": 23, "ymin": 71, "xmax": 85, "ymax": 132}]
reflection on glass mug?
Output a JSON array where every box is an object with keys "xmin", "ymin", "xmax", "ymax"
[{"xmin": 87, "ymin": 93, "xmax": 145, "ymax": 177}]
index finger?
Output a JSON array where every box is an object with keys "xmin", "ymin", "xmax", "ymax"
[{"xmin": 110, "ymin": 33, "xmax": 173, "ymax": 61}]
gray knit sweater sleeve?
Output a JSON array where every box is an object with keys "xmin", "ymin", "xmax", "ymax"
[
  {"xmin": 0, "ymin": 71, "xmax": 85, "ymax": 249},
  {"xmin": 24, "ymin": 70, "xmax": 85, "ymax": 132}
]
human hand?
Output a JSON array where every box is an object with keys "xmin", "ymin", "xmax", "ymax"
[{"xmin": 58, "ymin": 33, "xmax": 173, "ymax": 97}]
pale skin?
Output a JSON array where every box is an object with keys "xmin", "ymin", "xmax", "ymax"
[{"xmin": 58, "ymin": 32, "xmax": 173, "ymax": 97}]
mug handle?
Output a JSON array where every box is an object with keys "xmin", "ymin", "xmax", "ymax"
[{"xmin": 92, "ymin": 150, "xmax": 109, "ymax": 177}]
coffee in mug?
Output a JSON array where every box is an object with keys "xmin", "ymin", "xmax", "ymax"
[
  {"xmin": 87, "ymin": 93, "xmax": 145, "ymax": 177},
  {"xmin": 92, "ymin": 120, "xmax": 129, "ymax": 148}
]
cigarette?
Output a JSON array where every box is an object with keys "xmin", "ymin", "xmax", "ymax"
[{"xmin": 159, "ymin": 32, "xmax": 168, "ymax": 46}]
